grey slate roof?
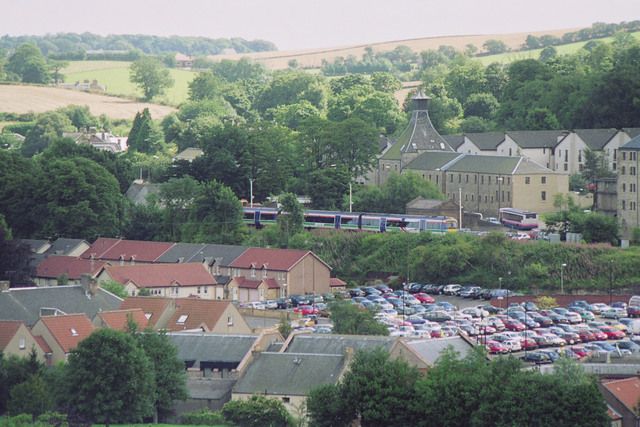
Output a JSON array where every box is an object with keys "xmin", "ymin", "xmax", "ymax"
[
  {"xmin": 168, "ymin": 333, "xmax": 258, "ymax": 365},
  {"xmin": 125, "ymin": 181, "xmax": 161, "ymax": 206},
  {"xmin": 506, "ymin": 130, "xmax": 568, "ymax": 149},
  {"xmin": 574, "ymin": 128, "xmax": 618, "ymax": 150},
  {"xmin": 404, "ymin": 336, "xmax": 475, "ymax": 365},
  {"xmin": 442, "ymin": 134, "xmax": 465, "ymax": 150},
  {"xmin": 624, "ymin": 128, "xmax": 640, "ymax": 140},
  {"xmin": 285, "ymin": 334, "xmax": 396, "ymax": 355},
  {"xmin": 44, "ymin": 238, "xmax": 88, "ymax": 256},
  {"xmin": 156, "ymin": 243, "xmax": 208, "ymax": 263},
  {"xmin": 17, "ymin": 239, "xmax": 50, "ymax": 253},
  {"xmin": 0, "ymin": 285, "xmax": 122, "ymax": 326},
  {"xmin": 157, "ymin": 243, "xmax": 247, "ymax": 266},
  {"xmin": 621, "ymin": 135, "xmax": 640, "ymax": 151},
  {"xmin": 187, "ymin": 378, "xmax": 236, "ymax": 400},
  {"xmin": 233, "ymin": 352, "xmax": 345, "ymax": 396},
  {"xmin": 442, "ymin": 155, "xmax": 521, "ymax": 175},
  {"xmin": 398, "ymin": 110, "xmax": 454, "ymax": 154},
  {"xmin": 465, "ymin": 132, "xmax": 505, "ymax": 150},
  {"xmin": 404, "ymin": 151, "xmax": 461, "ymax": 171}
]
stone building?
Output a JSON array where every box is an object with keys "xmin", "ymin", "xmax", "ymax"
[{"xmin": 617, "ymin": 135, "xmax": 640, "ymax": 239}]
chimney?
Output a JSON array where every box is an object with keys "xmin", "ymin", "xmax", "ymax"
[
  {"xmin": 81, "ymin": 274, "xmax": 98, "ymax": 297},
  {"xmin": 0, "ymin": 281, "xmax": 10, "ymax": 292}
]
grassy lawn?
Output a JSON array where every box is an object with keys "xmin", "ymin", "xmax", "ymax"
[
  {"xmin": 63, "ymin": 61, "xmax": 197, "ymax": 106},
  {"xmin": 477, "ymin": 31, "xmax": 640, "ymax": 65}
]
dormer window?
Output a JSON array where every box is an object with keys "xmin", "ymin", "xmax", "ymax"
[
  {"xmin": 177, "ymin": 314, "xmax": 188, "ymax": 324},
  {"xmin": 19, "ymin": 337, "xmax": 26, "ymax": 350},
  {"xmin": 70, "ymin": 328, "xmax": 79, "ymax": 337},
  {"xmin": 251, "ymin": 266, "xmax": 256, "ymax": 278},
  {"xmin": 144, "ymin": 313, "xmax": 152, "ymax": 320}
]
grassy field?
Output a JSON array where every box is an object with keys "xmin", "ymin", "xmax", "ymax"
[
  {"xmin": 0, "ymin": 84, "xmax": 175, "ymax": 119},
  {"xmin": 477, "ymin": 31, "xmax": 640, "ymax": 65},
  {"xmin": 63, "ymin": 61, "xmax": 197, "ymax": 106}
]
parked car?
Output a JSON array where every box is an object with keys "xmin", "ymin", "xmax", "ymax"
[
  {"xmin": 503, "ymin": 339, "xmax": 522, "ymax": 352},
  {"xmin": 414, "ymin": 293, "xmax": 435, "ymax": 304},
  {"xmin": 276, "ymin": 298, "xmax": 291, "ymax": 309},
  {"xmin": 627, "ymin": 306, "xmax": 640, "ymax": 318},
  {"xmin": 602, "ymin": 307, "xmax": 627, "ymax": 319},
  {"xmin": 588, "ymin": 303, "xmax": 611, "ymax": 315},
  {"xmin": 598, "ymin": 326, "xmax": 626, "ymax": 339},
  {"xmin": 290, "ymin": 294, "xmax": 312, "ymax": 307},
  {"xmin": 294, "ymin": 305, "xmax": 319, "ymax": 316},
  {"xmin": 486, "ymin": 340, "xmax": 509, "ymax": 354},
  {"xmin": 264, "ymin": 300, "xmax": 278, "ymax": 309},
  {"xmin": 521, "ymin": 351, "xmax": 552, "ymax": 364},
  {"xmin": 443, "ymin": 284, "xmax": 462, "ymax": 296}
]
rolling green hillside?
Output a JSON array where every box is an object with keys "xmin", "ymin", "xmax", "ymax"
[
  {"xmin": 63, "ymin": 61, "xmax": 197, "ymax": 106},
  {"xmin": 477, "ymin": 31, "xmax": 640, "ymax": 65}
]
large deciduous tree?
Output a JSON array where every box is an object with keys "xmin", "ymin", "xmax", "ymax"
[
  {"xmin": 130, "ymin": 56, "xmax": 174, "ymax": 101},
  {"xmin": 64, "ymin": 329, "xmax": 154, "ymax": 427},
  {"xmin": 21, "ymin": 111, "xmax": 74, "ymax": 157},
  {"xmin": 5, "ymin": 43, "xmax": 50, "ymax": 83}
]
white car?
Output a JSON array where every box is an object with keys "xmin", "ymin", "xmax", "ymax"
[
  {"xmin": 264, "ymin": 300, "xmax": 278, "ymax": 309},
  {"xmin": 443, "ymin": 284, "xmax": 462, "ymax": 295},
  {"xmin": 503, "ymin": 339, "xmax": 522, "ymax": 352}
]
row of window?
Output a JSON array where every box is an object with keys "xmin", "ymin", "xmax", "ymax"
[
  {"xmin": 452, "ymin": 190, "xmax": 547, "ymax": 203},
  {"xmin": 524, "ymin": 177, "xmax": 547, "ymax": 184},
  {"xmin": 620, "ymin": 166, "xmax": 637, "ymax": 176},
  {"xmin": 622, "ymin": 183, "xmax": 637, "ymax": 193},
  {"xmin": 622, "ymin": 151, "xmax": 638, "ymax": 161},
  {"xmin": 249, "ymin": 268, "xmax": 286, "ymax": 280},
  {"xmin": 621, "ymin": 200, "xmax": 638, "ymax": 211}
]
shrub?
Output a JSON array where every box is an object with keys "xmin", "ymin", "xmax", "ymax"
[
  {"xmin": 536, "ymin": 296, "xmax": 558, "ymax": 309},
  {"xmin": 36, "ymin": 412, "xmax": 68, "ymax": 427},
  {"xmin": 181, "ymin": 409, "xmax": 225, "ymax": 425},
  {"xmin": 222, "ymin": 395, "xmax": 292, "ymax": 427}
]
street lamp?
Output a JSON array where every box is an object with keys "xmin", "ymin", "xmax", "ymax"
[
  {"xmin": 560, "ymin": 263, "xmax": 567, "ymax": 295},
  {"xmin": 609, "ymin": 260, "xmax": 614, "ymax": 306}
]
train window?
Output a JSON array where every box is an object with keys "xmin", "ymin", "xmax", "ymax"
[
  {"xmin": 305, "ymin": 215, "xmax": 335, "ymax": 225},
  {"xmin": 261, "ymin": 212, "xmax": 277, "ymax": 221}
]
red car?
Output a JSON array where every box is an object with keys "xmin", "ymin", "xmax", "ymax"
[
  {"xmin": 569, "ymin": 346, "xmax": 590, "ymax": 358},
  {"xmin": 520, "ymin": 337, "xmax": 538, "ymax": 350},
  {"xmin": 294, "ymin": 305, "xmax": 318, "ymax": 316},
  {"xmin": 576, "ymin": 330, "xmax": 596, "ymax": 342},
  {"xmin": 486, "ymin": 340, "xmax": 509, "ymax": 354},
  {"xmin": 590, "ymin": 329, "xmax": 608, "ymax": 341},
  {"xmin": 503, "ymin": 319, "xmax": 526, "ymax": 332},
  {"xmin": 599, "ymin": 326, "xmax": 625, "ymax": 339},
  {"xmin": 414, "ymin": 293, "xmax": 435, "ymax": 304}
]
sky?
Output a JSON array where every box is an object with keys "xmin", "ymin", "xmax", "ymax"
[{"xmin": 2, "ymin": 0, "xmax": 640, "ymax": 50}]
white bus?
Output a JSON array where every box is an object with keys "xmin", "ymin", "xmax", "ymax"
[{"xmin": 499, "ymin": 208, "xmax": 538, "ymax": 230}]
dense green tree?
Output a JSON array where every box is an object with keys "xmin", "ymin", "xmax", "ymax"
[
  {"xmin": 277, "ymin": 192, "xmax": 304, "ymax": 245},
  {"xmin": 483, "ymin": 39, "xmax": 508, "ymax": 54},
  {"xmin": 5, "ymin": 43, "xmax": 50, "ymax": 83},
  {"xmin": 460, "ymin": 115, "xmax": 495, "ymax": 133},
  {"xmin": 127, "ymin": 108, "xmax": 165, "ymax": 154},
  {"xmin": 328, "ymin": 301, "xmax": 389, "ymax": 335},
  {"xmin": 158, "ymin": 176, "xmax": 201, "ymax": 241},
  {"xmin": 130, "ymin": 56, "xmax": 174, "ymax": 100},
  {"xmin": 445, "ymin": 60, "xmax": 487, "ymax": 104},
  {"xmin": 463, "ymin": 92, "xmax": 499, "ymax": 119},
  {"xmin": 56, "ymin": 105, "xmax": 97, "ymax": 130},
  {"xmin": 0, "ymin": 217, "xmax": 33, "ymax": 284},
  {"xmin": 256, "ymin": 70, "xmax": 328, "ymax": 113},
  {"xmin": 64, "ymin": 329, "xmax": 154, "ymax": 427},
  {"xmin": 135, "ymin": 331, "xmax": 188, "ymax": 422},
  {"xmin": 8, "ymin": 375, "xmax": 52, "ymax": 418},
  {"xmin": 122, "ymin": 202, "xmax": 166, "ymax": 241},
  {"xmin": 210, "ymin": 58, "xmax": 267, "ymax": 83},
  {"xmin": 222, "ymin": 395, "xmax": 292, "ymax": 427},
  {"xmin": 306, "ymin": 166, "xmax": 350, "ymax": 210},
  {"xmin": 21, "ymin": 111, "xmax": 74, "ymax": 157},
  {"xmin": 307, "ymin": 384, "xmax": 352, "ymax": 427},
  {"xmin": 188, "ymin": 71, "xmax": 226, "ymax": 100},
  {"xmin": 0, "ymin": 351, "xmax": 44, "ymax": 415},
  {"xmin": 35, "ymin": 157, "xmax": 125, "ymax": 240}
]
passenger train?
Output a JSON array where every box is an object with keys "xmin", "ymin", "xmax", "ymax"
[{"xmin": 243, "ymin": 207, "xmax": 458, "ymax": 234}]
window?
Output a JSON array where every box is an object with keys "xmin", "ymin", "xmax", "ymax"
[
  {"xmin": 564, "ymin": 150, "xmax": 568, "ymax": 162},
  {"xmin": 19, "ymin": 337, "xmax": 25, "ymax": 350},
  {"xmin": 70, "ymin": 328, "xmax": 78, "ymax": 337},
  {"xmin": 491, "ymin": 196, "xmax": 494, "ymax": 202},
  {"xmin": 614, "ymin": 149, "xmax": 617, "ymax": 160},
  {"xmin": 429, "ymin": 174, "xmax": 432, "ymax": 180},
  {"xmin": 502, "ymin": 191, "xmax": 504, "ymax": 202},
  {"xmin": 282, "ymin": 397, "xmax": 291, "ymax": 403},
  {"xmin": 471, "ymin": 194, "xmax": 474, "ymax": 201},
  {"xmin": 525, "ymin": 177, "xmax": 530, "ymax": 184},
  {"xmin": 507, "ymin": 191, "xmax": 511, "ymax": 201},
  {"xmin": 465, "ymin": 194, "xmax": 468, "ymax": 201},
  {"xmin": 474, "ymin": 175, "xmax": 477, "ymax": 184},
  {"xmin": 435, "ymin": 175, "xmax": 439, "ymax": 183},
  {"xmin": 507, "ymin": 177, "xmax": 511, "ymax": 184},
  {"xmin": 541, "ymin": 176, "xmax": 547, "ymax": 184},
  {"xmin": 484, "ymin": 195, "xmax": 488, "ymax": 203},
  {"xmin": 622, "ymin": 200, "xmax": 626, "ymax": 210},
  {"xmin": 541, "ymin": 191, "xmax": 546, "ymax": 201},
  {"xmin": 632, "ymin": 167, "xmax": 637, "ymax": 176},
  {"xmin": 227, "ymin": 316, "xmax": 233, "ymax": 326},
  {"xmin": 458, "ymin": 173, "xmax": 461, "ymax": 183},
  {"xmin": 564, "ymin": 164, "xmax": 568, "ymax": 171},
  {"xmin": 622, "ymin": 183, "xmax": 626, "ymax": 192},
  {"xmin": 578, "ymin": 150, "xmax": 582, "ymax": 162},
  {"xmin": 623, "ymin": 152, "xmax": 627, "ymax": 160},
  {"xmin": 450, "ymin": 174, "xmax": 453, "ymax": 182},
  {"xmin": 481, "ymin": 175, "xmax": 484, "ymax": 184},
  {"xmin": 496, "ymin": 190, "xmax": 499, "ymax": 200},
  {"xmin": 489, "ymin": 176, "xmax": 492, "ymax": 184},
  {"xmin": 177, "ymin": 314, "xmax": 188, "ymax": 324},
  {"xmin": 262, "ymin": 268, "xmax": 268, "ymax": 278},
  {"xmin": 172, "ymin": 286, "xmax": 178, "ymax": 295},
  {"xmin": 465, "ymin": 174, "xmax": 469, "ymax": 183},
  {"xmin": 509, "ymin": 148, "xmax": 512, "ymax": 156},
  {"xmin": 622, "ymin": 166, "xmax": 626, "ymax": 175},
  {"xmin": 204, "ymin": 286, "xmax": 208, "ymax": 294},
  {"xmin": 197, "ymin": 286, "xmax": 201, "ymax": 294}
]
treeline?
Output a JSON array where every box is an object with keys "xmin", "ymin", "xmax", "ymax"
[
  {"xmin": 0, "ymin": 33, "xmax": 277, "ymax": 58},
  {"xmin": 306, "ymin": 348, "xmax": 608, "ymax": 427},
  {"xmin": 524, "ymin": 20, "xmax": 640, "ymax": 49}
]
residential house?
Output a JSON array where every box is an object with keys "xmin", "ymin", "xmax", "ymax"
[
  {"xmin": 617, "ymin": 135, "xmax": 640, "ymax": 239},
  {"xmin": 457, "ymin": 132, "xmax": 505, "ymax": 156},
  {"xmin": 92, "ymin": 308, "xmax": 149, "ymax": 331},
  {"xmin": 18, "ymin": 239, "xmax": 51, "ymax": 255},
  {"xmin": 81, "ymin": 237, "xmax": 175, "ymax": 264},
  {"xmin": 98, "ymin": 262, "xmax": 218, "ymax": 298},
  {"xmin": 0, "ymin": 320, "xmax": 49, "ymax": 363},
  {"xmin": 34, "ymin": 256, "xmax": 106, "ymax": 287},
  {"xmin": 31, "ymin": 314, "xmax": 95, "ymax": 363},
  {"xmin": 504, "ymin": 130, "xmax": 569, "ymax": 170},
  {"xmin": 227, "ymin": 277, "xmax": 280, "ymax": 303},
  {"xmin": 329, "ymin": 277, "xmax": 347, "ymax": 292},
  {"xmin": 598, "ymin": 377, "xmax": 640, "ymax": 427},
  {"xmin": 175, "ymin": 53, "xmax": 194, "ymax": 68},
  {"xmin": 63, "ymin": 130, "xmax": 128, "ymax": 153},
  {"xmin": 125, "ymin": 180, "xmax": 162, "ymax": 206},
  {"xmin": 119, "ymin": 297, "xmax": 252, "ymax": 334},
  {"xmin": 554, "ymin": 129, "xmax": 618, "ymax": 175},
  {"xmin": 22, "ymin": 237, "xmax": 91, "ymax": 272},
  {"xmin": 228, "ymin": 248, "xmax": 331, "ymax": 298},
  {"xmin": 0, "ymin": 283, "xmax": 122, "ymax": 326},
  {"xmin": 232, "ymin": 352, "xmax": 348, "ymax": 413},
  {"xmin": 173, "ymin": 147, "xmax": 204, "ymax": 163}
]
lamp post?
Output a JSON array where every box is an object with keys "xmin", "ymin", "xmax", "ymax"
[
  {"xmin": 498, "ymin": 277, "xmax": 503, "ymax": 308},
  {"xmin": 560, "ymin": 263, "xmax": 567, "ymax": 295},
  {"xmin": 609, "ymin": 259, "xmax": 614, "ymax": 306},
  {"xmin": 249, "ymin": 178, "xmax": 254, "ymax": 208}
]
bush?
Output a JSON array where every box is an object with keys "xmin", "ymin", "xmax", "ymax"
[
  {"xmin": 222, "ymin": 395, "xmax": 292, "ymax": 427},
  {"xmin": 181, "ymin": 409, "xmax": 225, "ymax": 425},
  {"xmin": 36, "ymin": 412, "xmax": 67, "ymax": 427},
  {"xmin": 0, "ymin": 414, "xmax": 35, "ymax": 427}
]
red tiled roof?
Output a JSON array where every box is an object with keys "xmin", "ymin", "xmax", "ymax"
[
  {"xmin": 120, "ymin": 297, "xmax": 173, "ymax": 327},
  {"xmin": 105, "ymin": 263, "xmax": 216, "ymax": 288},
  {"xmin": 603, "ymin": 377, "xmax": 640, "ymax": 412},
  {"xmin": 36, "ymin": 256, "xmax": 106, "ymax": 279},
  {"xmin": 229, "ymin": 247, "xmax": 325, "ymax": 271},
  {"xmin": 263, "ymin": 277, "xmax": 280, "ymax": 289},
  {"xmin": 330, "ymin": 277, "xmax": 347, "ymax": 287},
  {"xmin": 33, "ymin": 335, "xmax": 52, "ymax": 354},
  {"xmin": 82, "ymin": 238, "xmax": 174, "ymax": 262},
  {"xmin": 0, "ymin": 320, "xmax": 23, "ymax": 350},
  {"xmin": 81, "ymin": 237, "xmax": 120, "ymax": 258},
  {"xmin": 235, "ymin": 276, "xmax": 262, "ymax": 289},
  {"xmin": 166, "ymin": 298, "xmax": 231, "ymax": 332},
  {"xmin": 96, "ymin": 309, "xmax": 148, "ymax": 331},
  {"xmin": 39, "ymin": 314, "xmax": 94, "ymax": 353}
]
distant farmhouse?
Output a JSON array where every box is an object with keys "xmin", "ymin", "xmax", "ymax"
[{"xmin": 63, "ymin": 130, "xmax": 128, "ymax": 153}]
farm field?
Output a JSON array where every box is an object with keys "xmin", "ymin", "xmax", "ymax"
[
  {"xmin": 63, "ymin": 61, "xmax": 197, "ymax": 106},
  {"xmin": 0, "ymin": 84, "xmax": 176, "ymax": 120},
  {"xmin": 477, "ymin": 31, "xmax": 640, "ymax": 65}
]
